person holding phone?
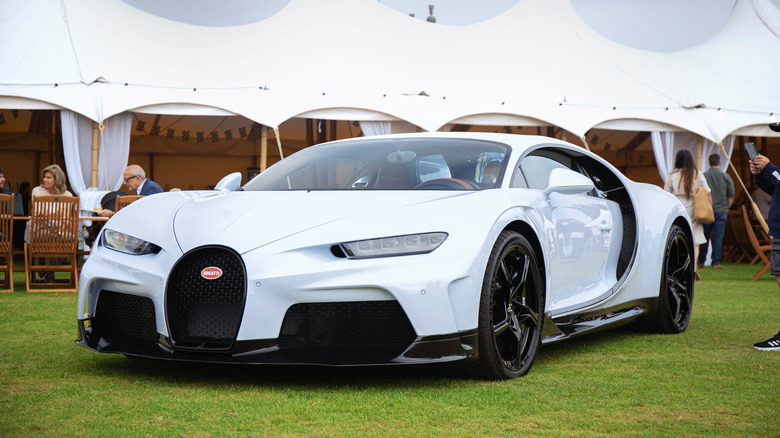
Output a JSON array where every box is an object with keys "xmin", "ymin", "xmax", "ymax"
[{"xmin": 749, "ymin": 145, "xmax": 780, "ymax": 351}]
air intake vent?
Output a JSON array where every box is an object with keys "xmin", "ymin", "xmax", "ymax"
[
  {"xmin": 278, "ymin": 301, "xmax": 417, "ymax": 363},
  {"xmin": 166, "ymin": 246, "xmax": 246, "ymax": 350},
  {"xmin": 93, "ymin": 290, "xmax": 158, "ymax": 343}
]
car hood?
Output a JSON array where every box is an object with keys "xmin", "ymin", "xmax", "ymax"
[{"xmin": 168, "ymin": 190, "xmax": 484, "ymax": 254}]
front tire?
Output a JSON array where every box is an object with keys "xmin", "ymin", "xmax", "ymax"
[
  {"xmin": 647, "ymin": 224, "xmax": 694, "ymax": 333},
  {"xmin": 472, "ymin": 231, "xmax": 544, "ymax": 380}
]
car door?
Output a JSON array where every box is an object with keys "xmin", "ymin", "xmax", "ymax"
[{"xmin": 518, "ymin": 152, "xmax": 624, "ymax": 316}]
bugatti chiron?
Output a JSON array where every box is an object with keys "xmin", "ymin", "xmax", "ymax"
[{"xmin": 76, "ymin": 132, "xmax": 694, "ymax": 380}]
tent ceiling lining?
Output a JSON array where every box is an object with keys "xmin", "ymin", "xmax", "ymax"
[
  {"xmin": 131, "ymin": 103, "xmax": 238, "ymax": 117},
  {"xmin": 295, "ymin": 108, "xmax": 401, "ymax": 122},
  {"xmin": 593, "ymin": 119, "xmax": 686, "ymax": 132},
  {"xmin": 451, "ymin": 113, "xmax": 552, "ymax": 128},
  {"xmin": 0, "ymin": 96, "xmax": 62, "ymax": 110}
]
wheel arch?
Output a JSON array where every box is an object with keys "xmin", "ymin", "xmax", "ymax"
[
  {"xmin": 502, "ymin": 220, "xmax": 546, "ymax": 294},
  {"xmin": 672, "ymin": 215, "xmax": 694, "ymax": 249},
  {"xmin": 642, "ymin": 217, "xmax": 695, "ymax": 332},
  {"xmin": 634, "ymin": 214, "xmax": 693, "ymax": 320}
]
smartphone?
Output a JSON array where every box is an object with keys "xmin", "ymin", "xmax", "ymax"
[{"xmin": 745, "ymin": 142, "xmax": 758, "ymax": 161}]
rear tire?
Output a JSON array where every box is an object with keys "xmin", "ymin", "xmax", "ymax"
[
  {"xmin": 472, "ymin": 231, "xmax": 544, "ymax": 380},
  {"xmin": 647, "ymin": 224, "xmax": 694, "ymax": 333}
]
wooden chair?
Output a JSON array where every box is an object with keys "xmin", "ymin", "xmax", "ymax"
[
  {"xmin": 741, "ymin": 205, "xmax": 772, "ymax": 281},
  {"xmin": 114, "ymin": 195, "xmax": 143, "ymax": 213},
  {"xmin": 724, "ymin": 209, "xmax": 755, "ymax": 264},
  {"xmin": 25, "ymin": 195, "xmax": 80, "ymax": 292},
  {"xmin": 0, "ymin": 194, "xmax": 13, "ymax": 292}
]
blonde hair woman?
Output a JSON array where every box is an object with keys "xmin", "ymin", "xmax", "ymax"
[
  {"xmin": 32, "ymin": 164, "xmax": 72, "ymax": 197},
  {"xmin": 24, "ymin": 164, "xmax": 73, "ymax": 243}
]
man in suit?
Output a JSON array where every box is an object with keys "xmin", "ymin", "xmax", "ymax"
[
  {"xmin": 123, "ymin": 164, "xmax": 162, "ymax": 196},
  {"xmin": 97, "ymin": 165, "xmax": 162, "ymax": 218}
]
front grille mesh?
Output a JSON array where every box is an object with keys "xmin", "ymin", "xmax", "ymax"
[
  {"xmin": 278, "ymin": 301, "xmax": 417, "ymax": 362},
  {"xmin": 166, "ymin": 247, "xmax": 246, "ymax": 350},
  {"xmin": 93, "ymin": 290, "xmax": 158, "ymax": 343}
]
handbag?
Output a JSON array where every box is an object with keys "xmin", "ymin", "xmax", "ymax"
[
  {"xmin": 13, "ymin": 193, "xmax": 24, "ymax": 216},
  {"xmin": 692, "ymin": 187, "xmax": 714, "ymax": 224},
  {"xmin": 10, "ymin": 182, "xmax": 24, "ymax": 216}
]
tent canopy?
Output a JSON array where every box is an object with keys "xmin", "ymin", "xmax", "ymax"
[{"xmin": 1, "ymin": 0, "xmax": 779, "ymax": 143}]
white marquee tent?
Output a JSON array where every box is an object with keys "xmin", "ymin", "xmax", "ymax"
[{"xmin": 1, "ymin": 0, "xmax": 779, "ymax": 192}]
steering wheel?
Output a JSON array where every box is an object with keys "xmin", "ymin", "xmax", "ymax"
[{"xmin": 413, "ymin": 178, "xmax": 476, "ymax": 190}]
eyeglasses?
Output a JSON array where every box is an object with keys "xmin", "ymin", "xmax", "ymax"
[{"xmin": 123, "ymin": 175, "xmax": 139, "ymax": 183}]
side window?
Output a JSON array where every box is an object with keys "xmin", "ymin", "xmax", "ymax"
[
  {"xmin": 510, "ymin": 169, "xmax": 528, "ymax": 188},
  {"xmin": 518, "ymin": 155, "xmax": 570, "ymax": 190},
  {"xmin": 417, "ymin": 154, "xmax": 451, "ymax": 183},
  {"xmin": 284, "ymin": 159, "xmax": 363, "ymax": 189}
]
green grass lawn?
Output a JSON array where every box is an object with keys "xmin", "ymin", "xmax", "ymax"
[{"xmin": 1, "ymin": 264, "xmax": 778, "ymax": 437}]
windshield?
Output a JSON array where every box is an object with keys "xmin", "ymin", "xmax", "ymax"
[{"xmin": 243, "ymin": 138, "xmax": 509, "ymax": 191}]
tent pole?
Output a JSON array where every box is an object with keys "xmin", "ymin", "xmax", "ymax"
[
  {"xmin": 48, "ymin": 112, "xmax": 55, "ymax": 164},
  {"xmin": 260, "ymin": 126, "xmax": 268, "ymax": 171},
  {"xmin": 696, "ymin": 137, "xmax": 702, "ymax": 170},
  {"xmin": 274, "ymin": 127, "xmax": 284, "ymax": 160},
  {"xmin": 100, "ymin": 124, "xmax": 109, "ymax": 190},
  {"xmin": 580, "ymin": 135, "xmax": 590, "ymax": 151},
  {"xmin": 91, "ymin": 122, "xmax": 99, "ymax": 188}
]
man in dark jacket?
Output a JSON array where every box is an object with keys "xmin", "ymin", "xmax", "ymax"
[
  {"xmin": 749, "ymin": 150, "xmax": 780, "ymax": 351},
  {"xmin": 97, "ymin": 165, "xmax": 162, "ymax": 219},
  {"xmin": 698, "ymin": 154, "xmax": 734, "ymax": 269},
  {"xmin": 123, "ymin": 164, "xmax": 163, "ymax": 196}
]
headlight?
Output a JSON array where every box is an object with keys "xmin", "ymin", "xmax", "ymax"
[
  {"xmin": 102, "ymin": 229, "xmax": 161, "ymax": 255},
  {"xmin": 339, "ymin": 232, "xmax": 448, "ymax": 259}
]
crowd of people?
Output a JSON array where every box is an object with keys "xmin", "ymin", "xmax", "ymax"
[
  {"xmin": 1, "ymin": 164, "xmax": 162, "ymax": 246},
  {"xmin": 3, "ymin": 151, "xmax": 777, "ymax": 350},
  {"xmin": 662, "ymin": 148, "xmax": 777, "ymax": 351}
]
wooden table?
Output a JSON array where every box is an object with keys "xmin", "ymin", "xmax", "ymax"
[
  {"xmin": 11, "ymin": 216, "xmax": 109, "ymax": 222},
  {"xmin": 8, "ymin": 216, "xmax": 110, "ymax": 273}
]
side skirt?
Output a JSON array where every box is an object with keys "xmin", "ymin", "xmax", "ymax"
[{"xmin": 541, "ymin": 298, "xmax": 656, "ymax": 344}]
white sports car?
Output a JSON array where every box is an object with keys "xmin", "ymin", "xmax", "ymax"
[{"xmin": 76, "ymin": 132, "xmax": 694, "ymax": 380}]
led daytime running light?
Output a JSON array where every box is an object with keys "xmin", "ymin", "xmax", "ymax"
[
  {"xmin": 340, "ymin": 232, "xmax": 447, "ymax": 259},
  {"xmin": 102, "ymin": 229, "xmax": 159, "ymax": 255}
]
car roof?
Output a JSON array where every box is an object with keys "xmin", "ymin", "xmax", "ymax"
[{"xmin": 328, "ymin": 132, "xmax": 574, "ymax": 156}]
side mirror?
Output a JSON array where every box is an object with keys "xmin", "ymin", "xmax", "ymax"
[
  {"xmin": 542, "ymin": 168, "xmax": 594, "ymax": 196},
  {"xmin": 214, "ymin": 172, "xmax": 242, "ymax": 191}
]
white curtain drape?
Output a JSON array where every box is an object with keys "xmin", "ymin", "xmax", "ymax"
[
  {"xmin": 359, "ymin": 121, "xmax": 391, "ymax": 136},
  {"xmin": 359, "ymin": 121, "xmax": 418, "ymax": 136},
  {"xmin": 358, "ymin": 121, "xmax": 449, "ymax": 136},
  {"xmin": 61, "ymin": 110, "xmax": 94, "ymax": 192},
  {"xmin": 702, "ymin": 135, "xmax": 735, "ymax": 170},
  {"xmin": 651, "ymin": 131, "xmax": 735, "ymax": 181},
  {"xmin": 61, "ymin": 111, "xmax": 132, "ymax": 194}
]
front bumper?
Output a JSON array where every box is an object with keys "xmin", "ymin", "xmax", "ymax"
[
  {"xmin": 78, "ymin": 236, "xmax": 484, "ymax": 366},
  {"xmin": 76, "ymin": 317, "xmax": 477, "ymax": 366}
]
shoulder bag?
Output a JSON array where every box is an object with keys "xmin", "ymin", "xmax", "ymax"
[{"xmin": 692, "ymin": 178, "xmax": 714, "ymax": 224}]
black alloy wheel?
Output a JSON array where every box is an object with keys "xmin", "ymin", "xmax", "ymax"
[
  {"xmin": 648, "ymin": 224, "xmax": 694, "ymax": 333},
  {"xmin": 473, "ymin": 231, "xmax": 544, "ymax": 380}
]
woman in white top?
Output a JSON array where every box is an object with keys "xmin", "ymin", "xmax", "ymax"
[
  {"xmin": 664, "ymin": 150, "xmax": 711, "ymax": 274},
  {"xmin": 24, "ymin": 164, "xmax": 73, "ymax": 242}
]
